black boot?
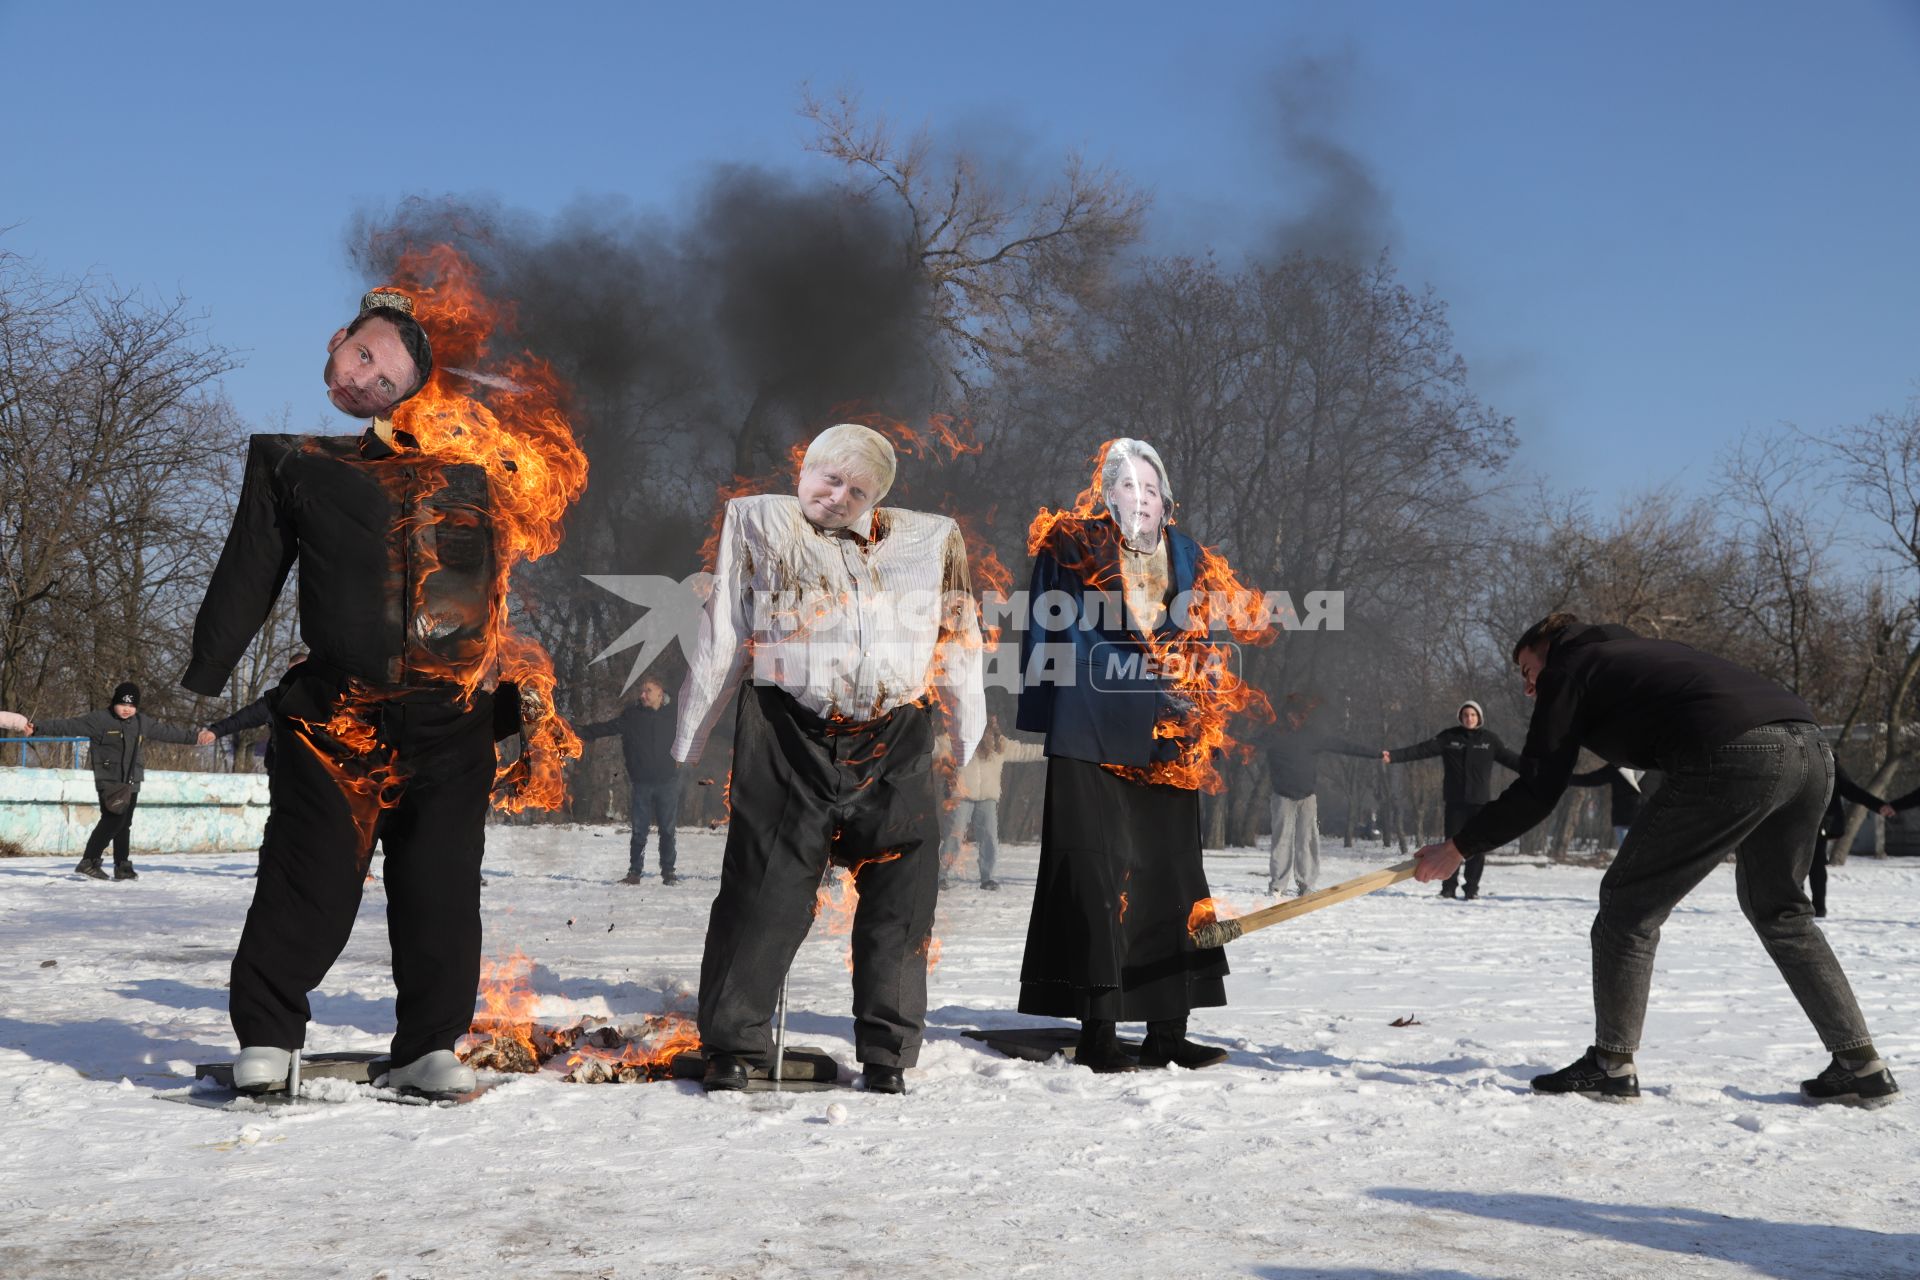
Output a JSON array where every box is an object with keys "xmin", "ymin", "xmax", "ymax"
[
  {"xmin": 1138, "ymin": 1018, "xmax": 1230, "ymax": 1070},
  {"xmin": 113, "ymin": 862, "xmax": 139, "ymax": 881},
  {"xmin": 74, "ymin": 859, "xmax": 109, "ymax": 881},
  {"xmin": 1074, "ymin": 1019, "xmax": 1138, "ymax": 1074},
  {"xmin": 862, "ymin": 1064, "xmax": 907, "ymax": 1095},
  {"xmin": 701, "ymin": 1051, "xmax": 750, "ymax": 1092}
]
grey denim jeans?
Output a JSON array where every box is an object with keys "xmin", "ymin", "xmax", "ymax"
[{"xmin": 1590, "ymin": 721, "xmax": 1873, "ymax": 1056}]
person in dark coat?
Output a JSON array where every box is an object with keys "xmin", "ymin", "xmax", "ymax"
[
  {"xmin": 1412, "ymin": 613, "xmax": 1897, "ymax": 1109},
  {"xmin": 1808, "ymin": 764, "xmax": 1894, "ymax": 919},
  {"xmin": 1016, "ymin": 439, "xmax": 1231, "ymax": 1074},
  {"xmin": 580, "ymin": 674, "xmax": 681, "ymax": 885},
  {"xmin": 5, "ymin": 683, "xmax": 211, "ymax": 880},
  {"xmin": 1257, "ymin": 693, "xmax": 1380, "ymax": 896},
  {"xmin": 1568, "ymin": 764, "xmax": 1647, "ymax": 851},
  {"xmin": 1386, "ymin": 700, "xmax": 1523, "ymax": 899}
]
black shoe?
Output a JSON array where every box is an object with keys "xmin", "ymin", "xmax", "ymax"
[
  {"xmin": 980, "ymin": 879, "xmax": 999, "ymax": 891},
  {"xmin": 1138, "ymin": 1020, "xmax": 1230, "ymax": 1070},
  {"xmin": 1531, "ymin": 1047, "xmax": 1641, "ymax": 1101},
  {"xmin": 701, "ymin": 1052, "xmax": 750, "ymax": 1092},
  {"xmin": 1801, "ymin": 1056, "xmax": 1900, "ymax": 1109},
  {"xmin": 1813, "ymin": 907, "xmax": 1828, "ymax": 918},
  {"xmin": 1074, "ymin": 1020, "xmax": 1138, "ymax": 1074},
  {"xmin": 113, "ymin": 863, "xmax": 139, "ymax": 881},
  {"xmin": 1438, "ymin": 884, "xmax": 1457, "ymax": 899},
  {"xmin": 661, "ymin": 872, "xmax": 681, "ymax": 886},
  {"xmin": 620, "ymin": 872, "xmax": 644, "ymax": 886},
  {"xmin": 863, "ymin": 1064, "xmax": 907, "ymax": 1095},
  {"xmin": 74, "ymin": 860, "xmax": 109, "ymax": 881},
  {"xmin": 1462, "ymin": 890, "xmax": 1478, "ymax": 900}
]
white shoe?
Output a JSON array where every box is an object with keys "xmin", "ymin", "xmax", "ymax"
[
  {"xmin": 232, "ymin": 1046, "xmax": 292, "ymax": 1093},
  {"xmin": 384, "ymin": 1050, "xmax": 476, "ymax": 1096}
]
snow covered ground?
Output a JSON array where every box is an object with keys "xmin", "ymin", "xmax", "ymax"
[{"xmin": 2, "ymin": 826, "xmax": 1915, "ymax": 1280}]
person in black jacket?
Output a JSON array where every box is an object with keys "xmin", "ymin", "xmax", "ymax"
[
  {"xmin": 178, "ymin": 290, "xmax": 533, "ymax": 1099},
  {"xmin": 204, "ymin": 655, "xmax": 309, "ymax": 775},
  {"xmin": 1568, "ymin": 764, "xmax": 1646, "ymax": 851},
  {"xmin": 1258, "ymin": 693, "xmax": 1379, "ymax": 896},
  {"xmin": 1808, "ymin": 764, "xmax": 1894, "ymax": 919},
  {"xmin": 1412, "ymin": 613, "xmax": 1897, "ymax": 1109},
  {"xmin": 579, "ymin": 675, "xmax": 681, "ymax": 885},
  {"xmin": 5, "ymin": 683, "xmax": 212, "ymax": 880},
  {"xmin": 1386, "ymin": 700, "xmax": 1522, "ymax": 899}
]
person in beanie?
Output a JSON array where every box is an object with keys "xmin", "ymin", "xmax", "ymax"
[
  {"xmin": 579, "ymin": 674, "xmax": 682, "ymax": 885},
  {"xmin": 1385, "ymin": 700, "xmax": 1523, "ymax": 898},
  {"xmin": 1412, "ymin": 612, "xmax": 1898, "ymax": 1108},
  {"xmin": 2, "ymin": 683, "xmax": 213, "ymax": 880},
  {"xmin": 1256, "ymin": 693, "xmax": 1381, "ymax": 897}
]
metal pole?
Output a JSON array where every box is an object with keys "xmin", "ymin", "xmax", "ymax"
[
  {"xmin": 287, "ymin": 1051, "xmax": 301, "ymax": 1098},
  {"xmin": 772, "ymin": 969, "xmax": 790, "ymax": 1093}
]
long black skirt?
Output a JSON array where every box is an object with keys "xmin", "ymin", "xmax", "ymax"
[{"xmin": 1017, "ymin": 756, "xmax": 1228, "ymax": 1022}]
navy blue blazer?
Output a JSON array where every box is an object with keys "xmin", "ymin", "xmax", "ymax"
[{"xmin": 1016, "ymin": 517, "xmax": 1204, "ymax": 768}]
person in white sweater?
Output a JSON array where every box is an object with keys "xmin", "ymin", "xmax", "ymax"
[{"xmin": 937, "ymin": 714, "xmax": 1044, "ymax": 890}]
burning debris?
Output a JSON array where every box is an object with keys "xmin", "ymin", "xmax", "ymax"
[{"xmin": 456, "ymin": 952, "xmax": 701, "ymax": 1084}]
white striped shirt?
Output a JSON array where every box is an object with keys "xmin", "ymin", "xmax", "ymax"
[{"xmin": 672, "ymin": 494, "xmax": 986, "ymax": 767}]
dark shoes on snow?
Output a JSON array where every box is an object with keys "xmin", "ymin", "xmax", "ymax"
[
  {"xmin": 980, "ymin": 879, "xmax": 1000, "ymax": 891},
  {"xmin": 701, "ymin": 1052, "xmax": 750, "ymax": 1092},
  {"xmin": 1802, "ymin": 1056, "xmax": 1901, "ymax": 1109},
  {"xmin": 1532, "ymin": 1047, "xmax": 1641, "ymax": 1101},
  {"xmin": 113, "ymin": 863, "xmax": 138, "ymax": 881},
  {"xmin": 862, "ymin": 1065, "xmax": 907, "ymax": 1095},
  {"xmin": 1438, "ymin": 884, "xmax": 1457, "ymax": 899},
  {"xmin": 74, "ymin": 860, "xmax": 110, "ymax": 881},
  {"xmin": 661, "ymin": 872, "xmax": 681, "ymax": 886},
  {"xmin": 619, "ymin": 872, "xmax": 644, "ymax": 886},
  {"xmin": 1138, "ymin": 1021, "xmax": 1229, "ymax": 1070},
  {"xmin": 1074, "ymin": 1020, "xmax": 1139, "ymax": 1074}
]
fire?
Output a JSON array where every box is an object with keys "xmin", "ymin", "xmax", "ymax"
[
  {"xmin": 1187, "ymin": 898, "xmax": 1222, "ymax": 934},
  {"xmin": 287, "ymin": 698, "xmax": 407, "ymax": 867},
  {"xmin": 1026, "ymin": 442, "xmax": 1276, "ymax": 794},
  {"xmin": 376, "ymin": 244, "xmax": 590, "ymax": 812},
  {"xmin": 456, "ymin": 950, "xmax": 703, "ymax": 1082}
]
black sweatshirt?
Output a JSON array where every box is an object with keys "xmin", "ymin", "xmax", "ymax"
[
  {"xmin": 1258, "ymin": 724, "xmax": 1378, "ymax": 800},
  {"xmin": 1388, "ymin": 726, "xmax": 1522, "ymax": 805},
  {"xmin": 580, "ymin": 699, "xmax": 678, "ymax": 784},
  {"xmin": 181, "ymin": 427, "xmax": 501, "ymax": 697},
  {"xmin": 1568, "ymin": 765, "xmax": 1646, "ymax": 828},
  {"xmin": 1453, "ymin": 623, "xmax": 1816, "ymax": 857}
]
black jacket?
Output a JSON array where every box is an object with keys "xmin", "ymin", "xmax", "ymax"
[
  {"xmin": 581, "ymin": 699, "xmax": 678, "ymax": 784},
  {"xmin": 1821, "ymin": 763, "xmax": 1886, "ymax": 840},
  {"xmin": 1569, "ymin": 765, "xmax": 1646, "ymax": 828},
  {"xmin": 182, "ymin": 428, "xmax": 502, "ymax": 697},
  {"xmin": 33, "ymin": 708, "xmax": 201, "ymax": 786},
  {"xmin": 1454, "ymin": 623, "xmax": 1816, "ymax": 857},
  {"xmin": 1388, "ymin": 725, "xmax": 1522, "ymax": 806},
  {"xmin": 1260, "ymin": 724, "xmax": 1378, "ymax": 801},
  {"xmin": 209, "ymin": 694, "xmax": 277, "ymax": 771}
]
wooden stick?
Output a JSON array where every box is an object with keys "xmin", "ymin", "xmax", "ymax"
[{"xmin": 1189, "ymin": 858, "xmax": 1420, "ymax": 948}]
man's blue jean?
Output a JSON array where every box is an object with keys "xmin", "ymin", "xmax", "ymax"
[
  {"xmin": 1590, "ymin": 722, "xmax": 1872, "ymax": 1056},
  {"xmin": 629, "ymin": 777, "xmax": 681, "ymax": 876}
]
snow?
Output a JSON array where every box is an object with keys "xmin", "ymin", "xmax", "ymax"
[{"xmin": 2, "ymin": 828, "xmax": 1916, "ymax": 1279}]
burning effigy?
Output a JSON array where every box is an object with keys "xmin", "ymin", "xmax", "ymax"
[
  {"xmin": 181, "ymin": 250, "xmax": 588, "ymax": 1098},
  {"xmin": 1011, "ymin": 439, "xmax": 1274, "ymax": 1074}
]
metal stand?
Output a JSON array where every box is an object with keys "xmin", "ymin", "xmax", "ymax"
[
  {"xmin": 287, "ymin": 1051, "xmax": 301, "ymax": 1097},
  {"xmin": 772, "ymin": 971, "xmax": 790, "ymax": 1093}
]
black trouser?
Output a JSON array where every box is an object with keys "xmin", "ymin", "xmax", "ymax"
[
  {"xmin": 1590, "ymin": 722, "xmax": 1871, "ymax": 1055},
  {"xmin": 628, "ymin": 777, "xmax": 681, "ymax": 875},
  {"xmin": 697, "ymin": 685, "xmax": 940, "ymax": 1069},
  {"xmin": 229, "ymin": 669, "xmax": 495, "ymax": 1066},
  {"xmin": 1443, "ymin": 801, "xmax": 1485, "ymax": 895},
  {"xmin": 80, "ymin": 786, "xmax": 137, "ymax": 866}
]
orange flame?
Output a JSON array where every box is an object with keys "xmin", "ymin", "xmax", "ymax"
[
  {"xmin": 1187, "ymin": 898, "xmax": 1222, "ymax": 934},
  {"xmin": 460, "ymin": 950, "xmax": 542, "ymax": 1067},
  {"xmin": 376, "ymin": 245, "xmax": 589, "ymax": 812}
]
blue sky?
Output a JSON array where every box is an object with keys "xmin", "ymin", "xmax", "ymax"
[{"xmin": 4, "ymin": 0, "xmax": 1917, "ymax": 505}]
